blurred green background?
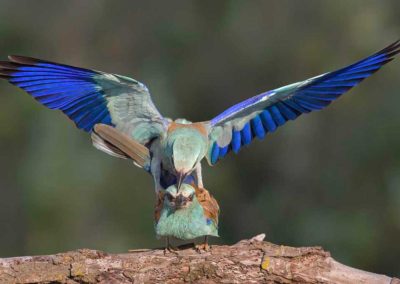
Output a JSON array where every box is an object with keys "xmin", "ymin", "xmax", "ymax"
[{"xmin": 0, "ymin": 0, "xmax": 399, "ymax": 276}]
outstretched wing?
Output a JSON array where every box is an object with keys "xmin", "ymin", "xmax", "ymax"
[
  {"xmin": 207, "ymin": 40, "xmax": 400, "ymax": 165},
  {"xmin": 0, "ymin": 56, "xmax": 167, "ymax": 147}
]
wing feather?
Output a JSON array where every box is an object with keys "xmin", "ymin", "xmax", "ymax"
[
  {"xmin": 0, "ymin": 56, "xmax": 166, "ymax": 145},
  {"xmin": 195, "ymin": 186, "xmax": 220, "ymax": 226},
  {"xmin": 207, "ymin": 40, "xmax": 400, "ymax": 165},
  {"xmin": 92, "ymin": 124, "xmax": 151, "ymax": 170}
]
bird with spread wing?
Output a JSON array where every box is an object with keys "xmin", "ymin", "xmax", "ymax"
[{"xmin": 1, "ymin": 40, "xmax": 399, "ymax": 249}]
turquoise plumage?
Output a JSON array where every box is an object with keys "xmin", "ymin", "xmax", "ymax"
[
  {"xmin": 155, "ymin": 184, "xmax": 218, "ymax": 241},
  {"xmin": 1, "ymin": 41, "xmax": 399, "ymax": 248}
]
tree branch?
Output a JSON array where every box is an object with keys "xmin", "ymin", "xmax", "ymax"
[{"xmin": 0, "ymin": 234, "xmax": 398, "ymax": 283}]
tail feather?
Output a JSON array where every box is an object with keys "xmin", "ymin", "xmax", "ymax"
[
  {"xmin": 93, "ymin": 124, "xmax": 150, "ymax": 170},
  {"xmin": 91, "ymin": 131, "xmax": 129, "ymax": 160}
]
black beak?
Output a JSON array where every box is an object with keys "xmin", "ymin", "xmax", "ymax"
[
  {"xmin": 177, "ymin": 172, "xmax": 186, "ymax": 190},
  {"xmin": 175, "ymin": 194, "xmax": 189, "ymax": 209}
]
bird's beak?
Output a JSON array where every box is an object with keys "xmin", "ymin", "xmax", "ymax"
[
  {"xmin": 177, "ymin": 172, "xmax": 186, "ymax": 191},
  {"xmin": 175, "ymin": 194, "xmax": 189, "ymax": 209}
]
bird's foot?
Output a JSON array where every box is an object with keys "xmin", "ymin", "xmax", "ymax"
[
  {"xmin": 164, "ymin": 245, "xmax": 180, "ymax": 256},
  {"xmin": 195, "ymin": 236, "xmax": 210, "ymax": 253},
  {"xmin": 195, "ymin": 242, "xmax": 210, "ymax": 253}
]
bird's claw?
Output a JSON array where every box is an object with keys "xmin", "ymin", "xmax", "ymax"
[
  {"xmin": 164, "ymin": 246, "xmax": 179, "ymax": 256},
  {"xmin": 195, "ymin": 243, "xmax": 210, "ymax": 253}
]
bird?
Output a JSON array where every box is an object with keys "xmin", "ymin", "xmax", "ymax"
[
  {"xmin": 154, "ymin": 183, "xmax": 219, "ymax": 251},
  {"xmin": 91, "ymin": 123, "xmax": 219, "ymax": 250},
  {"xmin": 0, "ymin": 40, "xmax": 399, "ymax": 248}
]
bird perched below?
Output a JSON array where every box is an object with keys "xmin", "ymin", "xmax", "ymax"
[
  {"xmin": 154, "ymin": 183, "xmax": 219, "ymax": 250},
  {"xmin": 0, "ymin": 40, "xmax": 399, "ymax": 247}
]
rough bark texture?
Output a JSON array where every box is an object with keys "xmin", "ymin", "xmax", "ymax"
[{"xmin": 0, "ymin": 234, "xmax": 398, "ymax": 284}]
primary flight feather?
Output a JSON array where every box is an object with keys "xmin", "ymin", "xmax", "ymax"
[{"xmin": 1, "ymin": 40, "xmax": 399, "ymax": 246}]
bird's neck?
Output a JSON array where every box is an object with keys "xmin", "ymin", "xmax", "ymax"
[
  {"xmin": 163, "ymin": 122, "xmax": 209, "ymax": 149},
  {"xmin": 160, "ymin": 125, "xmax": 208, "ymax": 167}
]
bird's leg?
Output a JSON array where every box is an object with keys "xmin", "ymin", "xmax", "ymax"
[
  {"xmin": 164, "ymin": 237, "xmax": 170, "ymax": 255},
  {"xmin": 204, "ymin": 235, "xmax": 209, "ymax": 251},
  {"xmin": 165, "ymin": 236, "xmax": 170, "ymax": 249},
  {"xmin": 164, "ymin": 237, "xmax": 179, "ymax": 255},
  {"xmin": 195, "ymin": 236, "xmax": 210, "ymax": 252},
  {"xmin": 194, "ymin": 162, "xmax": 204, "ymax": 188}
]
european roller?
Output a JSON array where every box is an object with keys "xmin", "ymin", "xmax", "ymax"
[{"xmin": 0, "ymin": 40, "xmax": 399, "ymax": 250}]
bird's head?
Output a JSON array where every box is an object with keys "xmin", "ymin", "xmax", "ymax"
[
  {"xmin": 163, "ymin": 184, "xmax": 196, "ymax": 210},
  {"xmin": 166, "ymin": 127, "xmax": 207, "ymax": 189}
]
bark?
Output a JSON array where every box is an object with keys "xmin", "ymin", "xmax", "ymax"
[{"xmin": 0, "ymin": 234, "xmax": 398, "ymax": 284}]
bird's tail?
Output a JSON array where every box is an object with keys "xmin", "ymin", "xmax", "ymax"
[{"xmin": 92, "ymin": 124, "xmax": 150, "ymax": 170}]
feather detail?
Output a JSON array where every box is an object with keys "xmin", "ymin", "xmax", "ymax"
[
  {"xmin": 93, "ymin": 124, "xmax": 150, "ymax": 169},
  {"xmin": 91, "ymin": 130, "xmax": 129, "ymax": 159},
  {"xmin": 155, "ymin": 184, "xmax": 219, "ymax": 226},
  {"xmin": 0, "ymin": 56, "xmax": 108, "ymax": 132},
  {"xmin": 0, "ymin": 55, "xmax": 166, "ymax": 136},
  {"xmin": 207, "ymin": 40, "xmax": 400, "ymax": 165},
  {"xmin": 193, "ymin": 184, "xmax": 220, "ymax": 225},
  {"xmin": 154, "ymin": 191, "xmax": 164, "ymax": 223},
  {"xmin": 167, "ymin": 121, "xmax": 209, "ymax": 137}
]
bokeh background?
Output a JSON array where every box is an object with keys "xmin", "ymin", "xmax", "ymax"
[{"xmin": 0, "ymin": 0, "xmax": 399, "ymax": 276}]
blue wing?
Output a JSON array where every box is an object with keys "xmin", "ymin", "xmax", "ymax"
[
  {"xmin": 0, "ymin": 56, "xmax": 165, "ymax": 133},
  {"xmin": 207, "ymin": 40, "xmax": 400, "ymax": 165}
]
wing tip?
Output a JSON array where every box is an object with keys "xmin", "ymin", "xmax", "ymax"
[
  {"xmin": 8, "ymin": 55, "xmax": 40, "ymax": 65},
  {"xmin": 0, "ymin": 61, "xmax": 18, "ymax": 79},
  {"xmin": 379, "ymin": 39, "xmax": 400, "ymax": 59},
  {"xmin": 0, "ymin": 56, "xmax": 40, "ymax": 79},
  {"xmin": 0, "ymin": 74, "xmax": 10, "ymax": 79},
  {"xmin": 0, "ymin": 60, "xmax": 20, "ymax": 69},
  {"xmin": 1, "ymin": 55, "xmax": 99, "ymax": 78}
]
